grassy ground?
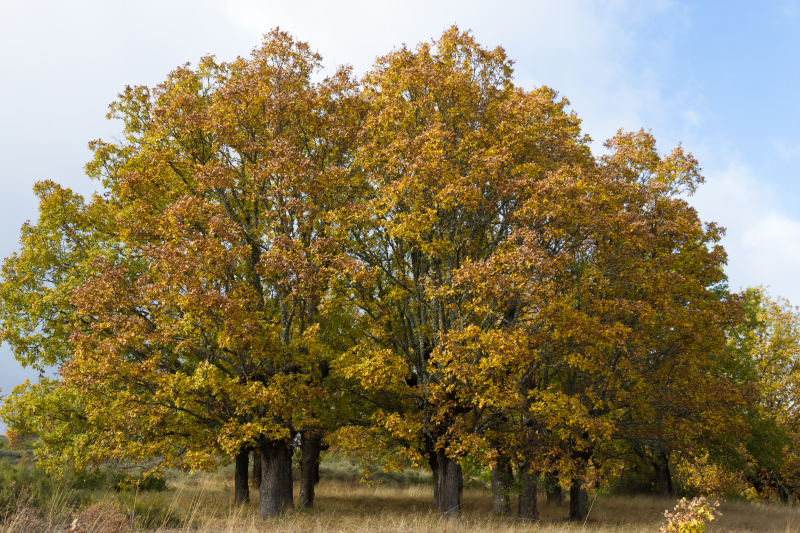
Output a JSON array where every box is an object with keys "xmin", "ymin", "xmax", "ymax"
[
  {"xmin": 148, "ymin": 478, "xmax": 800, "ymax": 533},
  {"xmin": 1, "ymin": 452, "xmax": 799, "ymax": 532}
]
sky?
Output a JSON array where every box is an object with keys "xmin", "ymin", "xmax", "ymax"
[{"xmin": 1, "ymin": 0, "xmax": 798, "ymax": 429}]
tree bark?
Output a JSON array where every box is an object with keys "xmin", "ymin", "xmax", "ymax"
[
  {"xmin": 234, "ymin": 450, "xmax": 250, "ymax": 504},
  {"xmin": 252, "ymin": 450, "xmax": 262, "ymax": 489},
  {"xmin": 773, "ymin": 476, "xmax": 790, "ymax": 504},
  {"xmin": 258, "ymin": 437, "xmax": 294, "ymax": 518},
  {"xmin": 490, "ymin": 456, "xmax": 513, "ymax": 516},
  {"xmin": 299, "ymin": 432, "xmax": 323, "ymax": 508},
  {"xmin": 545, "ymin": 470, "xmax": 563, "ymax": 506},
  {"xmin": 568, "ymin": 442, "xmax": 592, "ymax": 522},
  {"xmin": 518, "ymin": 461, "xmax": 539, "ymax": 520},
  {"xmin": 437, "ymin": 449, "xmax": 461, "ymax": 518},
  {"xmin": 427, "ymin": 446, "xmax": 440, "ymax": 508},
  {"xmin": 569, "ymin": 476, "xmax": 588, "ymax": 521},
  {"xmin": 281, "ymin": 441, "xmax": 294, "ymax": 506},
  {"xmin": 652, "ymin": 450, "xmax": 673, "ymax": 498}
]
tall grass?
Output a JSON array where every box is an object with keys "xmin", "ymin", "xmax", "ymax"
[{"xmin": 1, "ymin": 454, "xmax": 799, "ymax": 532}]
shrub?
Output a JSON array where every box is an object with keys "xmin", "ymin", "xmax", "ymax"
[
  {"xmin": 117, "ymin": 493, "xmax": 182, "ymax": 530},
  {"xmin": 0, "ymin": 456, "xmax": 66, "ymax": 514},
  {"xmin": 659, "ymin": 497, "xmax": 721, "ymax": 533},
  {"xmin": 70, "ymin": 501, "xmax": 129, "ymax": 533},
  {"xmin": 71, "ymin": 470, "xmax": 167, "ymax": 492}
]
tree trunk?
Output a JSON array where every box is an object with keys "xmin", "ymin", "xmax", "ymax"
[
  {"xmin": 568, "ymin": 443, "xmax": 592, "ymax": 522},
  {"xmin": 778, "ymin": 486, "xmax": 790, "ymax": 504},
  {"xmin": 518, "ymin": 461, "xmax": 539, "ymax": 520},
  {"xmin": 775, "ymin": 477, "xmax": 790, "ymax": 504},
  {"xmin": 545, "ymin": 470, "xmax": 563, "ymax": 506},
  {"xmin": 252, "ymin": 450, "xmax": 262, "ymax": 489},
  {"xmin": 234, "ymin": 450, "xmax": 250, "ymax": 504},
  {"xmin": 258, "ymin": 438, "xmax": 294, "ymax": 518},
  {"xmin": 299, "ymin": 432, "xmax": 323, "ymax": 508},
  {"xmin": 437, "ymin": 449, "xmax": 461, "ymax": 518},
  {"xmin": 281, "ymin": 441, "xmax": 294, "ymax": 506},
  {"xmin": 427, "ymin": 447, "xmax": 440, "ymax": 508},
  {"xmin": 569, "ymin": 476, "xmax": 588, "ymax": 521},
  {"xmin": 490, "ymin": 456, "xmax": 513, "ymax": 516},
  {"xmin": 652, "ymin": 450, "xmax": 673, "ymax": 497}
]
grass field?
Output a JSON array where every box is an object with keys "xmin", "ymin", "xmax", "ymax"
[{"xmin": 1, "ymin": 451, "xmax": 799, "ymax": 532}]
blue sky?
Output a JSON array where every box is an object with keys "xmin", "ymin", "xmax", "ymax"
[{"xmin": 1, "ymin": 1, "xmax": 798, "ymax": 429}]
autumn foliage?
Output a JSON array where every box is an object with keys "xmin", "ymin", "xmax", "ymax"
[{"xmin": 1, "ymin": 27, "xmax": 798, "ymax": 522}]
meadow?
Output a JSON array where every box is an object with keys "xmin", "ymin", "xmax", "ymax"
[{"xmin": 1, "ymin": 441, "xmax": 799, "ymax": 533}]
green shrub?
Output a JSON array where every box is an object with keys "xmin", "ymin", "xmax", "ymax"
[
  {"xmin": 133, "ymin": 473, "xmax": 167, "ymax": 492},
  {"xmin": 118, "ymin": 493, "xmax": 183, "ymax": 530},
  {"xmin": 70, "ymin": 470, "xmax": 116, "ymax": 491},
  {"xmin": 0, "ymin": 456, "xmax": 75, "ymax": 515},
  {"xmin": 70, "ymin": 470, "xmax": 167, "ymax": 492}
]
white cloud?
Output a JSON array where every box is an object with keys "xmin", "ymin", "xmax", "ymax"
[
  {"xmin": 692, "ymin": 159, "xmax": 800, "ymax": 305},
  {"xmin": 220, "ymin": 0, "xmax": 682, "ymax": 148}
]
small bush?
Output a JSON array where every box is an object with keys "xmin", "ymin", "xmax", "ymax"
[
  {"xmin": 0, "ymin": 456, "xmax": 69, "ymax": 514},
  {"xmin": 71, "ymin": 471, "xmax": 116, "ymax": 491},
  {"xmin": 70, "ymin": 501, "xmax": 129, "ymax": 533},
  {"xmin": 71, "ymin": 470, "xmax": 167, "ymax": 492},
  {"xmin": 117, "ymin": 493, "xmax": 182, "ymax": 530},
  {"xmin": 660, "ymin": 497, "xmax": 721, "ymax": 533},
  {"xmin": 132, "ymin": 474, "xmax": 167, "ymax": 492}
]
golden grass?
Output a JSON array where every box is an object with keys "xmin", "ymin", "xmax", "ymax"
[
  {"xmin": 3, "ymin": 468, "xmax": 800, "ymax": 532},
  {"xmin": 154, "ymin": 475, "xmax": 800, "ymax": 533}
]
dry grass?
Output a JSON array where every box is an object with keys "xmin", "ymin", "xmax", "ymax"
[
  {"xmin": 3, "ymin": 466, "xmax": 800, "ymax": 532},
  {"xmin": 157, "ymin": 475, "xmax": 800, "ymax": 533}
]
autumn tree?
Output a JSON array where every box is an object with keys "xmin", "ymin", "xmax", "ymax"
[
  {"xmin": 724, "ymin": 287, "xmax": 800, "ymax": 501},
  {"xmin": 0, "ymin": 181, "xmax": 129, "ymax": 473},
  {"xmin": 2, "ymin": 30, "xmax": 364, "ymax": 518},
  {"xmin": 422, "ymin": 128, "xmax": 744, "ymax": 520},
  {"xmin": 331, "ymin": 26, "xmax": 592, "ymax": 518}
]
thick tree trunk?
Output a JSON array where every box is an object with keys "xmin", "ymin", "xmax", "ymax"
[
  {"xmin": 281, "ymin": 441, "xmax": 294, "ymax": 505},
  {"xmin": 252, "ymin": 450, "xmax": 262, "ymax": 489},
  {"xmin": 314, "ymin": 439, "xmax": 329, "ymax": 486},
  {"xmin": 299, "ymin": 432, "xmax": 323, "ymax": 508},
  {"xmin": 569, "ymin": 476, "xmax": 588, "ymax": 521},
  {"xmin": 652, "ymin": 451, "xmax": 673, "ymax": 498},
  {"xmin": 545, "ymin": 470, "xmax": 563, "ymax": 506},
  {"xmin": 234, "ymin": 450, "xmax": 251, "ymax": 504},
  {"xmin": 258, "ymin": 438, "xmax": 294, "ymax": 518},
  {"xmin": 436, "ymin": 449, "xmax": 461, "ymax": 518},
  {"xmin": 427, "ymin": 447, "xmax": 440, "ymax": 507},
  {"xmin": 518, "ymin": 461, "xmax": 539, "ymax": 520},
  {"xmin": 490, "ymin": 456, "xmax": 513, "ymax": 516},
  {"xmin": 568, "ymin": 443, "xmax": 592, "ymax": 522}
]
